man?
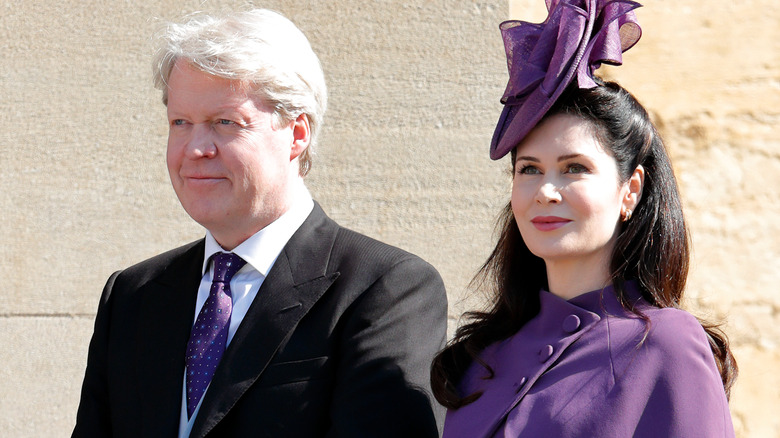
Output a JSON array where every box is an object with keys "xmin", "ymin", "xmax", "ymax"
[{"xmin": 73, "ymin": 9, "xmax": 447, "ymax": 438}]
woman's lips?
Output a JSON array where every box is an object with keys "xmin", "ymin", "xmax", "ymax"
[{"xmin": 531, "ymin": 216, "xmax": 572, "ymax": 231}]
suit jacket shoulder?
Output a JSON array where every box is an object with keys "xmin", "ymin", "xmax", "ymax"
[
  {"xmin": 110, "ymin": 239, "xmax": 204, "ymax": 293},
  {"xmin": 330, "ymin": 225, "xmax": 440, "ymax": 286},
  {"xmin": 283, "ymin": 202, "xmax": 438, "ymax": 282}
]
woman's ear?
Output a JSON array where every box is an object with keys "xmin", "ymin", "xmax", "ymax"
[{"xmin": 621, "ymin": 165, "xmax": 645, "ymax": 221}]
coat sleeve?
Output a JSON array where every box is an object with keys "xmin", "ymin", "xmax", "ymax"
[
  {"xmin": 72, "ymin": 271, "xmax": 120, "ymax": 438},
  {"xmin": 610, "ymin": 309, "xmax": 735, "ymax": 438},
  {"xmin": 326, "ymin": 256, "xmax": 448, "ymax": 438}
]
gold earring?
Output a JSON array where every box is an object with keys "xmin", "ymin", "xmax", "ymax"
[{"xmin": 622, "ymin": 209, "xmax": 633, "ymax": 222}]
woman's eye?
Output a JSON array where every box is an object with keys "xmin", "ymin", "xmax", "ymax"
[
  {"xmin": 566, "ymin": 163, "xmax": 588, "ymax": 174},
  {"xmin": 517, "ymin": 165, "xmax": 541, "ymax": 175}
]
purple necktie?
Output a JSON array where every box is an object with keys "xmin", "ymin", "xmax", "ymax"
[{"xmin": 185, "ymin": 252, "xmax": 246, "ymax": 418}]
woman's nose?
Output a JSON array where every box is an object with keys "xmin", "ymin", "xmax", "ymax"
[{"xmin": 535, "ymin": 181, "xmax": 562, "ymax": 204}]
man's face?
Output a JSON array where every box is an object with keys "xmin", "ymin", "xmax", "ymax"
[{"xmin": 166, "ymin": 61, "xmax": 300, "ymax": 249}]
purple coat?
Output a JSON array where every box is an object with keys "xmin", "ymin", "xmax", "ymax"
[{"xmin": 443, "ymin": 284, "xmax": 734, "ymax": 438}]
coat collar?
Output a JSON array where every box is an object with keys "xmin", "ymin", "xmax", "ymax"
[{"xmin": 566, "ymin": 280, "xmax": 645, "ymax": 317}]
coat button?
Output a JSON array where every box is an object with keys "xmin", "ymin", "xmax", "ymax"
[
  {"xmin": 515, "ymin": 376, "xmax": 528, "ymax": 393},
  {"xmin": 538, "ymin": 344, "xmax": 554, "ymax": 362},
  {"xmin": 563, "ymin": 314, "xmax": 581, "ymax": 333}
]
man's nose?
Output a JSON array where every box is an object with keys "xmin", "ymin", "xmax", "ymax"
[{"xmin": 184, "ymin": 123, "xmax": 217, "ymax": 158}]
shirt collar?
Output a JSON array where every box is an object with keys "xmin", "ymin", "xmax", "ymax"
[{"xmin": 201, "ymin": 186, "xmax": 314, "ymax": 276}]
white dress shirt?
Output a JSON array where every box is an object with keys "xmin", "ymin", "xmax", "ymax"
[{"xmin": 178, "ymin": 188, "xmax": 314, "ymax": 438}]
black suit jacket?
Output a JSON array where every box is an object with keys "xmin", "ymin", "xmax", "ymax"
[{"xmin": 73, "ymin": 203, "xmax": 447, "ymax": 437}]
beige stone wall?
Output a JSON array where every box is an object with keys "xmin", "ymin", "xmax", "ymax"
[{"xmin": 0, "ymin": 0, "xmax": 776, "ymax": 436}]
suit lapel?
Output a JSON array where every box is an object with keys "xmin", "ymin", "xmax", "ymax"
[
  {"xmin": 135, "ymin": 241, "xmax": 204, "ymax": 436},
  {"xmin": 191, "ymin": 203, "xmax": 340, "ymax": 437}
]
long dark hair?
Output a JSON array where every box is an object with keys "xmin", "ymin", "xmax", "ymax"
[{"xmin": 431, "ymin": 80, "xmax": 737, "ymax": 409}]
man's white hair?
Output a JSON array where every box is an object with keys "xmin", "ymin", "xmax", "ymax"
[{"xmin": 152, "ymin": 9, "xmax": 327, "ymax": 176}]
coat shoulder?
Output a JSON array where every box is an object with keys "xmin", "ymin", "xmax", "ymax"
[
  {"xmin": 605, "ymin": 303, "xmax": 707, "ymax": 350},
  {"xmin": 112, "ymin": 239, "xmax": 204, "ymax": 290},
  {"xmin": 330, "ymin": 225, "xmax": 440, "ymax": 279},
  {"xmin": 642, "ymin": 306, "xmax": 710, "ymax": 356},
  {"xmin": 605, "ymin": 305, "xmax": 717, "ymax": 384}
]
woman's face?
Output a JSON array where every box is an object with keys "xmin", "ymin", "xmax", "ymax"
[{"xmin": 511, "ymin": 113, "xmax": 636, "ymax": 272}]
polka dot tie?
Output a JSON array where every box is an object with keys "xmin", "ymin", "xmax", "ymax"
[{"xmin": 185, "ymin": 252, "xmax": 246, "ymax": 418}]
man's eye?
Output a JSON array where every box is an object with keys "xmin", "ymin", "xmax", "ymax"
[
  {"xmin": 171, "ymin": 119, "xmax": 186, "ymax": 126},
  {"xmin": 218, "ymin": 119, "xmax": 235, "ymax": 125}
]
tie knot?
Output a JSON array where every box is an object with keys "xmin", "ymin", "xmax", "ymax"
[{"xmin": 211, "ymin": 252, "xmax": 247, "ymax": 283}]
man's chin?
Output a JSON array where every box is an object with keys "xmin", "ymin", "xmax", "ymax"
[{"xmin": 181, "ymin": 204, "xmax": 227, "ymax": 229}]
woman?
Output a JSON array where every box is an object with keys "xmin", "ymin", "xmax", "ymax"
[{"xmin": 431, "ymin": 1, "xmax": 737, "ymax": 437}]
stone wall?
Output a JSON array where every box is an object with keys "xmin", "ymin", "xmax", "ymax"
[{"xmin": 0, "ymin": 1, "xmax": 776, "ymax": 436}]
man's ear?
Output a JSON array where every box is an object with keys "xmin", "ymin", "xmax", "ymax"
[{"xmin": 290, "ymin": 113, "xmax": 311, "ymax": 161}]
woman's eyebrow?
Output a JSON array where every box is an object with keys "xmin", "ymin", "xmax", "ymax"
[
  {"xmin": 557, "ymin": 153, "xmax": 583, "ymax": 162},
  {"xmin": 516, "ymin": 153, "xmax": 584, "ymax": 163}
]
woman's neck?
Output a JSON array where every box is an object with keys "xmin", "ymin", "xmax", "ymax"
[{"xmin": 544, "ymin": 255, "xmax": 612, "ymax": 300}]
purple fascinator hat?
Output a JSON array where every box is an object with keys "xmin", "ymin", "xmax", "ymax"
[{"xmin": 490, "ymin": 0, "xmax": 643, "ymax": 160}]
